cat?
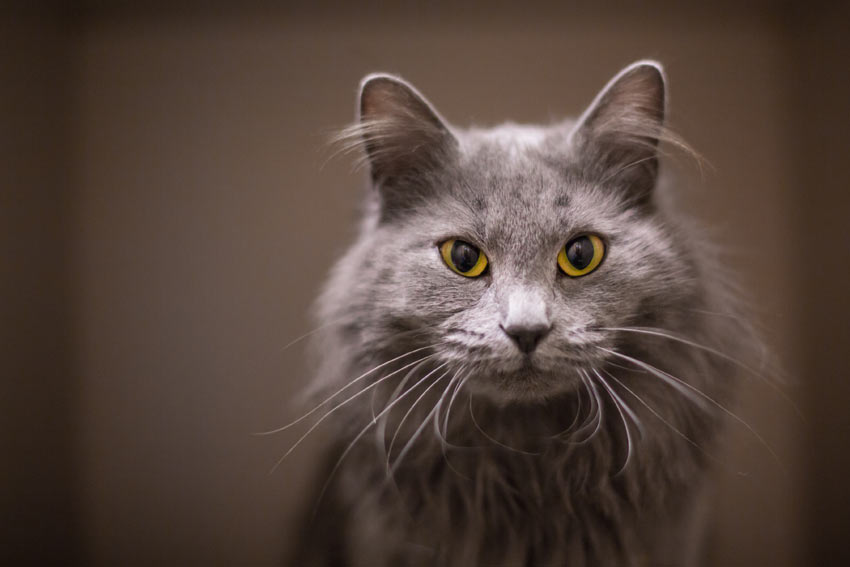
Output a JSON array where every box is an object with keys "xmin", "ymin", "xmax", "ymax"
[{"xmin": 287, "ymin": 61, "xmax": 754, "ymax": 566}]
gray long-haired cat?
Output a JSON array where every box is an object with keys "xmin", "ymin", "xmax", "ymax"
[{"xmin": 287, "ymin": 61, "xmax": 754, "ymax": 566}]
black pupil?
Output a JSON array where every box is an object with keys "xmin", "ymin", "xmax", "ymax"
[
  {"xmin": 451, "ymin": 241, "xmax": 480, "ymax": 273},
  {"xmin": 566, "ymin": 236, "xmax": 594, "ymax": 270}
]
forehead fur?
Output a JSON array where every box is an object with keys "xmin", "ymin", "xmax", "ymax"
[{"xmin": 407, "ymin": 123, "xmax": 631, "ymax": 252}]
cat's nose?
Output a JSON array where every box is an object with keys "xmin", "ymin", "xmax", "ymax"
[
  {"xmin": 499, "ymin": 285, "xmax": 551, "ymax": 353},
  {"xmin": 500, "ymin": 322, "xmax": 552, "ymax": 354}
]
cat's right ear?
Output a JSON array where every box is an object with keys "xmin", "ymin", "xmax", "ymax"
[{"xmin": 353, "ymin": 74, "xmax": 457, "ymax": 192}]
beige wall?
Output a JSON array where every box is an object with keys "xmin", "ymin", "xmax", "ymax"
[{"xmin": 5, "ymin": 2, "xmax": 850, "ymax": 565}]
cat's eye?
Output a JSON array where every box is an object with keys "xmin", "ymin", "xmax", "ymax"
[
  {"xmin": 558, "ymin": 234, "xmax": 605, "ymax": 277},
  {"xmin": 439, "ymin": 239, "xmax": 488, "ymax": 278}
]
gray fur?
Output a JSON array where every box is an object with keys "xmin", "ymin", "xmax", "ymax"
[{"xmin": 291, "ymin": 61, "xmax": 753, "ymax": 566}]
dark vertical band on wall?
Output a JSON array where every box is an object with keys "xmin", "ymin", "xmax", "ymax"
[
  {"xmin": 0, "ymin": 3, "xmax": 80, "ymax": 565},
  {"xmin": 785, "ymin": 3, "xmax": 850, "ymax": 566}
]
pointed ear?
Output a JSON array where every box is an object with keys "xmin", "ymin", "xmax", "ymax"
[
  {"xmin": 356, "ymin": 74, "xmax": 457, "ymax": 187},
  {"xmin": 570, "ymin": 61, "xmax": 667, "ymax": 202}
]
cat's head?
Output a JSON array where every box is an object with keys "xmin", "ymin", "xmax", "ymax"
[{"xmin": 330, "ymin": 61, "xmax": 700, "ymax": 403}]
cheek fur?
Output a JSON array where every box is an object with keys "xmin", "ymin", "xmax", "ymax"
[{"xmin": 384, "ymin": 249, "xmax": 491, "ymax": 326}]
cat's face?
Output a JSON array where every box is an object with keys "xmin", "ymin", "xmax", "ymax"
[
  {"xmin": 361, "ymin": 139, "xmax": 694, "ymax": 401},
  {"xmin": 335, "ymin": 62, "xmax": 697, "ymax": 402}
]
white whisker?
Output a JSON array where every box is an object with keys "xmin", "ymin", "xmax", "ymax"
[
  {"xmin": 373, "ymin": 358, "xmax": 431, "ymax": 455},
  {"xmin": 389, "ymin": 370, "xmax": 453, "ymax": 476},
  {"xmin": 442, "ymin": 371, "xmax": 469, "ymax": 440},
  {"xmin": 433, "ymin": 368, "xmax": 475, "ymax": 481},
  {"xmin": 601, "ymin": 325, "xmax": 803, "ymax": 420},
  {"xmin": 268, "ymin": 351, "xmax": 440, "ymax": 473},
  {"xmin": 571, "ymin": 371, "xmax": 604, "ymax": 445},
  {"xmin": 432, "ymin": 367, "xmax": 464, "ymax": 449},
  {"xmin": 386, "ymin": 362, "xmax": 451, "ymax": 471},
  {"xmin": 277, "ymin": 316, "xmax": 346, "ymax": 352},
  {"xmin": 566, "ymin": 372, "xmax": 601, "ymax": 442},
  {"xmin": 598, "ymin": 346, "xmax": 711, "ymax": 413},
  {"xmin": 548, "ymin": 376, "xmax": 585, "ymax": 439},
  {"xmin": 257, "ymin": 345, "xmax": 438, "ymax": 436},
  {"xmin": 597, "ymin": 369, "xmax": 645, "ymax": 438},
  {"xmin": 601, "ymin": 367, "xmax": 714, "ymax": 461},
  {"xmin": 601, "ymin": 347, "xmax": 784, "ymax": 470},
  {"xmin": 591, "ymin": 368, "xmax": 637, "ymax": 475},
  {"xmin": 310, "ymin": 364, "xmax": 450, "ymax": 517}
]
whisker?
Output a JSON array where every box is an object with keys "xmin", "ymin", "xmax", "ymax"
[
  {"xmin": 597, "ymin": 369, "xmax": 645, "ymax": 438},
  {"xmin": 563, "ymin": 372, "xmax": 600, "ymax": 442},
  {"xmin": 600, "ymin": 325, "xmax": 803, "ymax": 420},
  {"xmin": 601, "ymin": 368, "xmax": 716, "ymax": 462},
  {"xmin": 598, "ymin": 346, "xmax": 711, "ymax": 413},
  {"xmin": 587, "ymin": 376, "xmax": 606, "ymax": 443},
  {"xmin": 606, "ymin": 359, "xmax": 648, "ymax": 374},
  {"xmin": 256, "ymin": 345, "xmax": 437, "ymax": 436},
  {"xmin": 277, "ymin": 316, "xmax": 347, "ymax": 352},
  {"xmin": 442, "ymin": 371, "xmax": 469, "ymax": 440},
  {"xmin": 268, "ymin": 351, "xmax": 440, "ymax": 473},
  {"xmin": 433, "ymin": 368, "xmax": 475, "ymax": 481},
  {"xmin": 389, "ymin": 369, "xmax": 453, "ymax": 476},
  {"xmin": 386, "ymin": 362, "xmax": 451, "ymax": 471},
  {"xmin": 548, "ymin": 373, "xmax": 586, "ymax": 439},
  {"xmin": 600, "ymin": 326, "xmax": 760, "ymax": 378},
  {"xmin": 682, "ymin": 307, "xmax": 755, "ymax": 325},
  {"xmin": 432, "ymin": 367, "xmax": 465, "ymax": 450},
  {"xmin": 367, "ymin": 353, "xmax": 433, "ymax": 424},
  {"xmin": 591, "ymin": 368, "xmax": 636, "ymax": 476},
  {"xmin": 309, "ymin": 364, "xmax": 449, "ymax": 517},
  {"xmin": 373, "ymin": 357, "xmax": 432, "ymax": 456},
  {"xmin": 601, "ymin": 347, "xmax": 784, "ymax": 471},
  {"xmin": 570, "ymin": 372, "xmax": 605, "ymax": 445}
]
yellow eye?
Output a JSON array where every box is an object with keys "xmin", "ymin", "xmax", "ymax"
[
  {"xmin": 558, "ymin": 234, "xmax": 605, "ymax": 277},
  {"xmin": 440, "ymin": 239, "xmax": 488, "ymax": 278}
]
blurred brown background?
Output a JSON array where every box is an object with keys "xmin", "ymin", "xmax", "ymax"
[{"xmin": 3, "ymin": 1, "xmax": 849, "ymax": 565}]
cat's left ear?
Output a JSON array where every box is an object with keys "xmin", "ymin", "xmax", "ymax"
[{"xmin": 570, "ymin": 60, "xmax": 667, "ymax": 202}]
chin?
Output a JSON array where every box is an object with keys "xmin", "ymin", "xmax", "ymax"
[{"xmin": 464, "ymin": 360, "xmax": 585, "ymax": 405}]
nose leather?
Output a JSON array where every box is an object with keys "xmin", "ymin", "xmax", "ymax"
[
  {"xmin": 500, "ymin": 322, "xmax": 551, "ymax": 353},
  {"xmin": 500, "ymin": 287, "xmax": 551, "ymax": 354}
]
